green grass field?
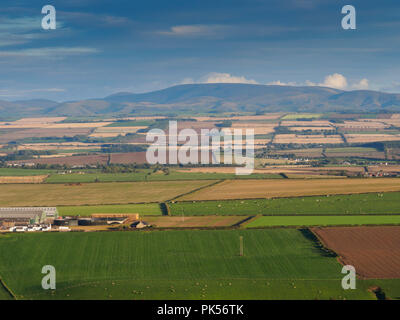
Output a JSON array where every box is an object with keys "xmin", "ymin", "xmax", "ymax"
[
  {"xmin": 105, "ymin": 120, "xmax": 155, "ymax": 127},
  {"xmin": 325, "ymin": 147, "xmax": 377, "ymax": 153},
  {"xmin": 0, "ymin": 281, "xmax": 12, "ymax": 300},
  {"xmin": 45, "ymin": 172, "xmax": 282, "ymax": 183},
  {"xmin": 169, "ymin": 192, "xmax": 400, "ymax": 216},
  {"xmin": 0, "ymin": 229, "xmax": 377, "ymax": 300},
  {"xmin": 57, "ymin": 203, "xmax": 163, "ymax": 216},
  {"xmin": 245, "ymin": 215, "xmax": 400, "ymax": 228},
  {"xmin": 282, "ymin": 114, "xmax": 322, "ymax": 120},
  {"xmin": 0, "ymin": 168, "xmax": 56, "ymax": 176}
]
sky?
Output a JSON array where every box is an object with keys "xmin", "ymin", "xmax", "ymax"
[{"xmin": 0, "ymin": 0, "xmax": 400, "ymax": 101}]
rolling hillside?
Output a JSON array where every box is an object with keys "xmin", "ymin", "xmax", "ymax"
[{"xmin": 1, "ymin": 84, "xmax": 400, "ymax": 117}]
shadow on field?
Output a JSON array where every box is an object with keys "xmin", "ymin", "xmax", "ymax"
[{"xmin": 299, "ymin": 228, "xmax": 338, "ymax": 258}]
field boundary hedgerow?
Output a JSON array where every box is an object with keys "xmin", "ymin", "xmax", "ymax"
[
  {"xmin": 170, "ymin": 179, "xmax": 225, "ymax": 201},
  {"xmin": 170, "ymin": 190, "xmax": 400, "ymax": 204},
  {"xmin": 0, "ymin": 276, "xmax": 17, "ymax": 300},
  {"xmin": 299, "ymin": 228, "xmax": 338, "ymax": 258}
]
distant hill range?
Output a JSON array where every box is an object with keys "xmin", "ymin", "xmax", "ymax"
[{"xmin": 1, "ymin": 83, "xmax": 400, "ymax": 117}]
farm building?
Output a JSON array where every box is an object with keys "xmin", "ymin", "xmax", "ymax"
[{"xmin": 0, "ymin": 207, "xmax": 58, "ymax": 227}]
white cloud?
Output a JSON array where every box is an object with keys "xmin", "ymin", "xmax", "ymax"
[
  {"xmin": 0, "ymin": 17, "xmax": 65, "ymax": 47},
  {"xmin": 0, "ymin": 87, "xmax": 66, "ymax": 98},
  {"xmin": 267, "ymin": 80, "xmax": 297, "ymax": 86},
  {"xmin": 202, "ymin": 72, "xmax": 258, "ymax": 84},
  {"xmin": 0, "ymin": 47, "xmax": 99, "ymax": 58},
  {"xmin": 321, "ymin": 73, "xmax": 348, "ymax": 89},
  {"xmin": 181, "ymin": 73, "xmax": 258, "ymax": 85},
  {"xmin": 157, "ymin": 25, "xmax": 229, "ymax": 38},
  {"xmin": 352, "ymin": 78, "xmax": 369, "ymax": 90},
  {"xmin": 305, "ymin": 73, "xmax": 368, "ymax": 90}
]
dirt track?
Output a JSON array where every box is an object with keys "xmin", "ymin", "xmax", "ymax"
[{"xmin": 312, "ymin": 226, "xmax": 400, "ymax": 279}]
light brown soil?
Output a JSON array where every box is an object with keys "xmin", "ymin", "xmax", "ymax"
[
  {"xmin": 0, "ymin": 175, "xmax": 48, "ymax": 183},
  {"xmin": 142, "ymin": 215, "xmax": 248, "ymax": 228},
  {"xmin": 179, "ymin": 178, "xmax": 400, "ymax": 201},
  {"xmin": 311, "ymin": 226, "xmax": 400, "ymax": 279}
]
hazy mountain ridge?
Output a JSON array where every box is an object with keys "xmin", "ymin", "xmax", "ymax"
[{"xmin": 1, "ymin": 84, "xmax": 400, "ymax": 118}]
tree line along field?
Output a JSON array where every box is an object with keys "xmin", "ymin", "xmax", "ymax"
[
  {"xmin": 169, "ymin": 192, "xmax": 400, "ymax": 216},
  {"xmin": 0, "ymin": 180, "xmax": 215, "ymax": 206},
  {"xmin": 244, "ymin": 215, "xmax": 400, "ymax": 228},
  {"xmin": 0, "ymin": 229, "xmax": 379, "ymax": 300}
]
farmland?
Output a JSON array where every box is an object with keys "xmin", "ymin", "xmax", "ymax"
[
  {"xmin": 1, "ymin": 113, "xmax": 400, "ymax": 301},
  {"xmin": 0, "ymin": 180, "xmax": 215, "ymax": 206},
  {"xmin": 244, "ymin": 215, "xmax": 400, "ymax": 228},
  {"xmin": 0, "ymin": 175, "xmax": 48, "ymax": 183},
  {"xmin": 0, "ymin": 229, "xmax": 376, "ymax": 300},
  {"xmin": 312, "ymin": 226, "xmax": 400, "ymax": 279},
  {"xmin": 142, "ymin": 215, "xmax": 247, "ymax": 228},
  {"xmin": 169, "ymin": 192, "xmax": 400, "ymax": 216},
  {"xmin": 45, "ymin": 171, "xmax": 283, "ymax": 183},
  {"xmin": 57, "ymin": 203, "xmax": 163, "ymax": 216},
  {"xmin": 178, "ymin": 178, "xmax": 400, "ymax": 201}
]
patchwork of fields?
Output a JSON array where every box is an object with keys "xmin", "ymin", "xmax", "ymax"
[{"xmin": 1, "ymin": 114, "xmax": 400, "ymax": 300}]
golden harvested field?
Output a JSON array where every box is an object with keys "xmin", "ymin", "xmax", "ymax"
[
  {"xmin": 289, "ymin": 126, "xmax": 334, "ymax": 131},
  {"xmin": 371, "ymin": 118, "xmax": 400, "ymax": 126},
  {"xmin": 345, "ymin": 134, "xmax": 400, "ymax": 143},
  {"xmin": 0, "ymin": 180, "xmax": 215, "ymax": 206},
  {"xmin": 178, "ymin": 178, "xmax": 400, "ymax": 201},
  {"xmin": 368, "ymin": 165, "xmax": 400, "ymax": 173},
  {"xmin": 336, "ymin": 121, "xmax": 389, "ymax": 129},
  {"xmin": 17, "ymin": 143, "xmax": 101, "ymax": 151},
  {"xmin": 142, "ymin": 215, "xmax": 247, "ymax": 228},
  {"xmin": 231, "ymin": 122, "xmax": 278, "ymax": 128},
  {"xmin": 193, "ymin": 114, "xmax": 283, "ymax": 121},
  {"xmin": 0, "ymin": 117, "xmax": 66, "ymax": 128},
  {"xmin": 274, "ymin": 134, "xmax": 343, "ymax": 144},
  {"xmin": 89, "ymin": 126, "xmax": 147, "ymax": 137},
  {"xmin": 95, "ymin": 126, "xmax": 147, "ymax": 133},
  {"xmin": 226, "ymin": 126, "xmax": 275, "ymax": 135},
  {"xmin": 0, "ymin": 175, "xmax": 48, "ymax": 184},
  {"xmin": 44, "ymin": 122, "xmax": 112, "ymax": 128},
  {"xmin": 281, "ymin": 120, "xmax": 332, "ymax": 127}
]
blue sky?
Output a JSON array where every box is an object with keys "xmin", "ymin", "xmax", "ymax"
[{"xmin": 0, "ymin": 0, "xmax": 400, "ymax": 101}]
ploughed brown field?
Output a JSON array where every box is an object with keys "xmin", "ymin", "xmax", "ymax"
[
  {"xmin": 7, "ymin": 152, "xmax": 149, "ymax": 165},
  {"xmin": 0, "ymin": 128, "xmax": 92, "ymax": 143},
  {"xmin": 142, "ymin": 215, "xmax": 248, "ymax": 228},
  {"xmin": 178, "ymin": 178, "xmax": 400, "ymax": 201},
  {"xmin": 274, "ymin": 134, "xmax": 343, "ymax": 144},
  {"xmin": 311, "ymin": 226, "xmax": 400, "ymax": 279}
]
